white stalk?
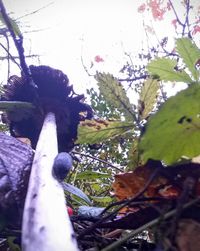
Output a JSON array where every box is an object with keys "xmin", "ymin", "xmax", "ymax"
[{"xmin": 22, "ymin": 112, "xmax": 79, "ymax": 251}]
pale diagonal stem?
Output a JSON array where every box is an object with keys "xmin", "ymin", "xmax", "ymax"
[{"xmin": 22, "ymin": 112, "xmax": 79, "ymax": 251}]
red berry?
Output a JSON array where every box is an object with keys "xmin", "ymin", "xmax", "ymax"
[{"xmin": 67, "ymin": 206, "xmax": 73, "ymax": 216}]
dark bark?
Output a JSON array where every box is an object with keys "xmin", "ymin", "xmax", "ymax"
[{"xmin": 0, "ymin": 132, "xmax": 33, "ymax": 224}]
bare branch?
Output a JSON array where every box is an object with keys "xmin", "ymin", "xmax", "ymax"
[
  {"xmin": 168, "ymin": 0, "xmax": 184, "ymax": 27},
  {"xmin": 72, "ymin": 151, "xmax": 124, "ymax": 172},
  {"xmin": 0, "ymin": 42, "xmax": 21, "ymax": 68},
  {"xmin": 4, "ymin": 33, "xmax": 10, "ymax": 80},
  {"xmin": 16, "ymin": 2, "xmax": 53, "ymax": 20},
  {"xmin": 118, "ymin": 75, "xmax": 148, "ymax": 82},
  {"xmin": 0, "ymin": 0, "xmax": 29, "ymax": 77},
  {"xmin": 101, "ymin": 197, "xmax": 200, "ymax": 251},
  {"xmin": 184, "ymin": 0, "xmax": 192, "ymax": 38}
]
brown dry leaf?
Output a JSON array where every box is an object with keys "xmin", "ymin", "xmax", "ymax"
[
  {"xmin": 176, "ymin": 219, "xmax": 200, "ymax": 251},
  {"xmin": 158, "ymin": 185, "xmax": 180, "ymax": 198},
  {"xmin": 112, "ymin": 165, "xmax": 168, "ymax": 201}
]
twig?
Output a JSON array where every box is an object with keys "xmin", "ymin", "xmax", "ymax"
[
  {"xmin": 78, "ymin": 166, "xmax": 161, "ymax": 239},
  {"xmin": 100, "ymin": 196, "xmax": 170, "ymax": 216},
  {"xmin": 23, "ymin": 28, "xmax": 48, "ymax": 34},
  {"xmin": 118, "ymin": 75, "xmax": 147, "ymax": 82},
  {"xmin": 169, "ymin": 176, "xmax": 196, "ymax": 242},
  {"xmin": 16, "ymin": 2, "xmax": 53, "ymax": 20},
  {"xmin": 0, "ymin": 53, "xmax": 39, "ymax": 61},
  {"xmin": 80, "ymin": 42, "xmax": 94, "ymax": 77},
  {"xmin": 168, "ymin": 0, "xmax": 184, "ymax": 27},
  {"xmin": 4, "ymin": 33, "xmax": 10, "ymax": 80},
  {"xmin": 80, "ymin": 55, "xmax": 94, "ymax": 77},
  {"xmin": 184, "ymin": 0, "xmax": 192, "ymax": 38},
  {"xmin": 102, "ymin": 165, "xmax": 162, "ymax": 215},
  {"xmin": 72, "ymin": 151, "xmax": 124, "ymax": 172},
  {"xmin": 101, "ymin": 197, "xmax": 200, "ymax": 251},
  {"xmin": 0, "ymin": 42, "xmax": 21, "ymax": 68},
  {"xmin": 0, "ymin": 0, "xmax": 30, "ymax": 77},
  {"xmin": 149, "ymin": 20, "xmax": 178, "ymax": 59}
]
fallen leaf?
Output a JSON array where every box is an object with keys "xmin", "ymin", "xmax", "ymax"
[{"xmin": 112, "ymin": 164, "xmax": 167, "ymax": 201}]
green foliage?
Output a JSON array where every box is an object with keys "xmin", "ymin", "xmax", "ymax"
[
  {"xmin": 147, "ymin": 38, "xmax": 200, "ymax": 85},
  {"xmin": 0, "ymin": 101, "xmax": 35, "ymax": 121},
  {"xmin": 139, "ymin": 84, "xmax": 200, "ymax": 165},
  {"xmin": 0, "ymin": 13, "xmax": 22, "ymax": 37},
  {"xmin": 0, "ymin": 101, "xmax": 34, "ymax": 111},
  {"xmin": 0, "ymin": 123, "xmax": 8, "ymax": 132},
  {"xmin": 138, "ymin": 78, "xmax": 159, "ymax": 119},
  {"xmin": 72, "ymin": 87, "xmax": 133, "ymax": 208},
  {"xmin": 77, "ymin": 119, "xmax": 134, "ymax": 144},
  {"xmin": 95, "ymin": 72, "xmax": 136, "ymax": 121},
  {"xmin": 128, "ymin": 139, "xmax": 144, "ymax": 169},
  {"xmin": 139, "ymin": 38, "xmax": 200, "ymax": 165},
  {"xmin": 7, "ymin": 237, "xmax": 21, "ymax": 251},
  {"xmin": 86, "ymin": 88, "xmax": 121, "ymax": 119},
  {"xmin": 176, "ymin": 38, "xmax": 200, "ymax": 82},
  {"xmin": 91, "ymin": 196, "xmax": 113, "ymax": 205},
  {"xmin": 75, "ymin": 171, "xmax": 111, "ymax": 180},
  {"xmin": 85, "ymin": 88, "xmax": 133, "ymax": 166},
  {"xmin": 147, "ymin": 57, "xmax": 193, "ymax": 83},
  {"xmin": 62, "ymin": 183, "xmax": 91, "ymax": 205}
]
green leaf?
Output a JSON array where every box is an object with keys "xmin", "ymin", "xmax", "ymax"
[
  {"xmin": 176, "ymin": 38, "xmax": 200, "ymax": 82},
  {"xmin": 91, "ymin": 196, "xmax": 113, "ymax": 204},
  {"xmin": 147, "ymin": 58, "xmax": 193, "ymax": 84},
  {"xmin": 128, "ymin": 139, "xmax": 144, "ymax": 170},
  {"xmin": 139, "ymin": 84, "xmax": 200, "ymax": 165},
  {"xmin": 0, "ymin": 101, "xmax": 35, "ymax": 121},
  {"xmin": 0, "ymin": 101, "xmax": 34, "ymax": 110},
  {"xmin": 0, "ymin": 123, "xmax": 8, "ymax": 132},
  {"xmin": 62, "ymin": 183, "xmax": 91, "ymax": 205},
  {"xmin": 7, "ymin": 237, "xmax": 21, "ymax": 251},
  {"xmin": 75, "ymin": 171, "xmax": 111, "ymax": 180},
  {"xmin": 95, "ymin": 72, "xmax": 135, "ymax": 121},
  {"xmin": 76, "ymin": 119, "xmax": 134, "ymax": 144},
  {"xmin": 138, "ymin": 79, "xmax": 159, "ymax": 119},
  {"xmin": 0, "ymin": 13, "xmax": 22, "ymax": 37}
]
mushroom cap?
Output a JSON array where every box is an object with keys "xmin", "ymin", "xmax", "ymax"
[{"xmin": 1, "ymin": 65, "xmax": 93, "ymax": 152}]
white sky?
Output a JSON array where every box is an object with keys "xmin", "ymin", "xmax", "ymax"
[
  {"xmin": 1, "ymin": 0, "xmax": 200, "ymax": 97},
  {"xmin": 3, "ymin": 0, "xmax": 144, "ymax": 93}
]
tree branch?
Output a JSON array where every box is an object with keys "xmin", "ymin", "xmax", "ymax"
[
  {"xmin": 184, "ymin": 0, "xmax": 192, "ymax": 38},
  {"xmin": 0, "ymin": 42, "xmax": 21, "ymax": 68},
  {"xmin": 168, "ymin": 0, "xmax": 184, "ymax": 27},
  {"xmin": 0, "ymin": 0, "xmax": 30, "ymax": 77},
  {"xmin": 101, "ymin": 197, "xmax": 200, "ymax": 251},
  {"xmin": 72, "ymin": 151, "xmax": 124, "ymax": 172},
  {"xmin": 118, "ymin": 75, "xmax": 148, "ymax": 82}
]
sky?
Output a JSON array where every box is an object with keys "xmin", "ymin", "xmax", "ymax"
[
  {"xmin": 1, "ymin": 0, "xmax": 200, "ymax": 97},
  {"xmin": 1, "ymin": 0, "xmax": 142, "ymax": 93}
]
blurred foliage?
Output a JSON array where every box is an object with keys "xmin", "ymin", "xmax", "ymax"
[
  {"xmin": 1, "ymin": 1, "xmax": 200, "ymax": 250},
  {"xmin": 140, "ymin": 38, "xmax": 200, "ymax": 164}
]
